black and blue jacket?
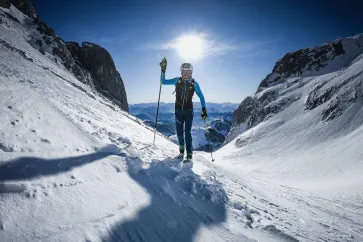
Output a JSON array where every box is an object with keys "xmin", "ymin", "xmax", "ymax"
[{"xmin": 161, "ymin": 73, "xmax": 206, "ymax": 110}]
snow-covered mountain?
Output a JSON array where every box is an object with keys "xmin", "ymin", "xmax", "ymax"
[
  {"xmin": 1, "ymin": 3, "xmax": 363, "ymax": 242},
  {"xmin": 224, "ymin": 34, "xmax": 363, "ymax": 194},
  {"xmin": 227, "ymin": 34, "xmax": 363, "ymax": 142},
  {"xmin": 0, "ymin": 0, "xmax": 128, "ymax": 111}
]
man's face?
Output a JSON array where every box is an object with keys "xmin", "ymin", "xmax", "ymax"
[{"xmin": 182, "ymin": 70, "xmax": 192, "ymax": 80}]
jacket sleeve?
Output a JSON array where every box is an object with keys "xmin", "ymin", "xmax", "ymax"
[
  {"xmin": 161, "ymin": 72, "xmax": 179, "ymax": 85},
  {"xmin": 194, "ymin": 81, "xmax": 206, "ymax": 108}
]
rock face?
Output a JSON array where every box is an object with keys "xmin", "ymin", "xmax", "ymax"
[
  {"xmin": 0, "ymin": 1, "xmax": 129, "ymax": 112},
  {"xmin": 196, "ymin": 118, "xmax": 232, "ymax": 151},
  {"xmin": 210, "ymin": 118, "xmax": 231, "ymax": 136},
  {"xmin": 66, "ymin": 41, "xmax": 129, "ymax": 111},
  {"xmin": 1, "ymin": 0, "xmax": 37, "ymax": 19},
  {"xmin": 77, "ymin": 42, "xmax": 128, "ymax": 112},
  {"xmin": 226, "ymin": 34, "xmax": 363, "ymax": 144},
  {"xmin": 257, "ymin": 41, "xmax": 347, "ymax": 92},
  {"xmin": 30, "ymin": 19, "xmax": 95, "ymax": 96},
  {"xmin": 0, "ymin": 0, "xmax": 11, "ymax": 8}
]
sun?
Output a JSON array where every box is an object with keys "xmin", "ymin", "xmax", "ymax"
[{"xmin": 176, "ymin": 35, "xmax": 204, "ymax": 60}]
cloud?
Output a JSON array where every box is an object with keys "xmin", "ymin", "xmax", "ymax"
[{"xmin": 136, "ymin": 33, "xmax": 274, "ymax": 58}]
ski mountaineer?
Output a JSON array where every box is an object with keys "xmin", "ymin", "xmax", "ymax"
[{"xmin": 159, "ymin": 57, "xmax": 208, "ymax": 163}]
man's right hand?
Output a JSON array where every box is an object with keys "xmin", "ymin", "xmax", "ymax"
[{"xmin": 160, "ymin": 57, "xmax": 167, "ymax": 73}]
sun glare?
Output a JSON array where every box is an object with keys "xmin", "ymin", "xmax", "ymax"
[{"xmin": 176, "ymin": 35, "xmax": 204, "ymax": 60}]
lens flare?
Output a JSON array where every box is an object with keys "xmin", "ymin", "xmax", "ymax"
[{"xmin": 176, "ymin": 35, "xmax": 204, "ymax": 60}]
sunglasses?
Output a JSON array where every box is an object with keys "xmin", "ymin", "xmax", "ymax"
[{"xmin": 181, "ymin": 70, "xmax": 192, "ymax": 75}]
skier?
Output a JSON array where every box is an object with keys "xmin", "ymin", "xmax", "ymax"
[{"xmin": 159, "ymin": 57, "xmax": 208, "ymax": 162}]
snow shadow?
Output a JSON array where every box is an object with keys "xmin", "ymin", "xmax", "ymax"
[
  {"xmin": 102, "ymin": 157, "xmax": 228, "ymax": 242},
  {"xmin": 0, "ymin": 145, "xmax": 127, "ymax": 182}
]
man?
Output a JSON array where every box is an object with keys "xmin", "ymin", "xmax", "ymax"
[{"xmin": 159, "ymin": 57, "xmax": 208, "ymax": 162}]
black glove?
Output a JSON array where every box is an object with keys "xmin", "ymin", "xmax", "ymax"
[
  {"xmin": 201, "ymin": 107, "xmax": 208, "ymax": 121},
  {"xmin": 160, "ymin": 57, "xmax": 167, "ymax": 73}
]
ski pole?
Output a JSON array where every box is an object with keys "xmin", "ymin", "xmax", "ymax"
[
  {"xmin": 204, "ymin": 120, "xmax": 215, "ymax": 162},
  {"xmin": 153, "ymin": 71, "xmax": 163, "ymax": 145}
]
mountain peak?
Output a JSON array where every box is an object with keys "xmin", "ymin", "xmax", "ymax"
[
  {"xmin": 226, "ymin": 33, "xmax": 363, "ymax": 144},
  {"xmin": 257, "ymin": 33, "xmax": 363, "ymax": 93}
]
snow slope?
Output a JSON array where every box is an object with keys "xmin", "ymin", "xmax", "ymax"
[
  {"xmin": 1, "ymin": 5, "xmax": 363, "ymax": 242},
  {"xmin": 212, "ymin": 35, "xmax": 363, "ymax": 240},
  {"xmin": 220, "ymin": 39, "xmax": 363, "ymax": 196}
]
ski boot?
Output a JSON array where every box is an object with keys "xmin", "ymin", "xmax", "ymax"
[
  {"xmin": 183, "ymin": 153, "xmax": 193, "ymax": 163},
  {"xmin": 176, "ymin": 145, "xmax": 185, "ymax": 159}
]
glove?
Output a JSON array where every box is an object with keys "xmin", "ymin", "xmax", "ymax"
[
  {"xmin": 160, "ymin": 57, "xmax": 167, "ymax": 73},
  {"xmin": 201, "ymin": 107, "xmax": 208, "ymax": 121}
]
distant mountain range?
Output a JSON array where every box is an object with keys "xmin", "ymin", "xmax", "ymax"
[
  {"xmin": 129, "ymin": 102, "xmax": 238, "ymax": 150},
  {"xmin": 129, "ymin": 102, "xmax": 238, "ymax": 116}
]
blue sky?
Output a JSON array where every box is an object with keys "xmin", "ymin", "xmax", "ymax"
[{"xmin": 32, "ymin": 0, "xmax": 363, "ymax": 104}]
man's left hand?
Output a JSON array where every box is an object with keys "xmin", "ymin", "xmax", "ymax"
[{"xmin": 201, "ymin": 107, "xmax": 208, "ymax": 121}]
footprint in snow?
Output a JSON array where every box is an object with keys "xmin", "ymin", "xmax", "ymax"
[
  {"xmin": 263, "ymin": 224, "xmax": 299, "ymax": 242},
  {"xmin": 0, "ymin": 143, "xmax": 15, "ymax": 152},
  {"xmin": 40, "ymin": 138, "xmax": 51, "ymax": 144}
]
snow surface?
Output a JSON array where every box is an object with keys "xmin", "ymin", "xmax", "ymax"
[{"xmin": 1, "ymin": 6, "xmax": 363, "ymax": 242}]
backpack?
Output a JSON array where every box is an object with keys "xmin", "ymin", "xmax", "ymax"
[{"xmin": 174, "ymin": 78, "xmax": 195, "ymax": 108}]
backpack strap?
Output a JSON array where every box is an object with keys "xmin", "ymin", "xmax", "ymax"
[{"xmin": 172, "ymin": 77, "xmax": 183, "ymax": 94}]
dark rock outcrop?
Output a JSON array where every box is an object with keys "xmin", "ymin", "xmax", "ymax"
[
  {"xmin": 233, "ymin": 90, "xmax": 280, "ymax": 128},
  {"xmin": 66, "ymin": 42, "xmax": 81, "ymax": 60},
  {"xmin": 205, "ymin": 128, "xmax": 225, "ymax": 143},
  {"xmin": 0, "ymin": 0, "xmax": 10, "ymax": 8},
  {"xmin": 305, "ymin": 81, "xmax": 336, "ymax": 110},
  {"xmin": 195, "ymin": 118, "xmax": 232, "ymax": 151},
  {"xmin": 257, "ymin": 40, "xmax": 347, "ymax": 92},
  {"xmin": 196, "ymin": 128, "xmax": 225, "ymax": 152},
  {"xmin": 5, "ymin": 0, "xmax": 38, "ymax": 19},
  {"xmin": 36, "ymin": 21, "xmax": 56, "ymax": 38},
  {"xmin": 211, "ymin": 118, "xmax": 231, "ymax": 136},
  {"xmin": 27, "ymin": 21, "xmax": 94, "ymax": 87},
  {"xmin": 74, "ymin": 42, "xmax": 128, "ymax": 112}
]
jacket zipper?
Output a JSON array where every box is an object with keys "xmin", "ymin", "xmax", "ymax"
[{"xmin": 182, "ymin": 81, "xmax": 186, "ymax": 110}]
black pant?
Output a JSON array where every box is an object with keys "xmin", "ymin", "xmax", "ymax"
[{"xmin": 175, "ymin": 109, "xmax": 194, "ymax": 154}]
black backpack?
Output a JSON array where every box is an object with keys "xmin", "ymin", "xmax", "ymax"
[{"xmin": 173, "ymin": 78, "xmax": 195, "ymax": 108}]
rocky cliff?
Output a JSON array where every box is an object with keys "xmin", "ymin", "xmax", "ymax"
[
  {"xmin": 226, "ymin": 34, "xmax": 363, "ymax": 143},
  {"xmin": 0, "ymin": 0, "xmax": 128, "ymax": 112},
  {"xmin": 66, "ymin": 42, "xmax": 128, "ymax": 111}
]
